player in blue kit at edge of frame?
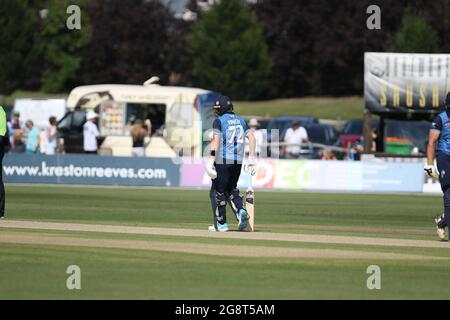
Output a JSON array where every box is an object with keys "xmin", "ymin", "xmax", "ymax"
[
  {"xmin": 205, "ymin": 95, "xmax": 257, "ymax": 232},
  {"xmin": 425, "ymin": 92, "xmax": 450, "ymax": 241}
]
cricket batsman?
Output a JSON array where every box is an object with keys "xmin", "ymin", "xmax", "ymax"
[
  {"xmin": 205, "ymin": 95, "xmax": 257, "ymax": 232},
  {"xmin": 425, "ymin": 92, "xmax": 450, "ymax": 240}
]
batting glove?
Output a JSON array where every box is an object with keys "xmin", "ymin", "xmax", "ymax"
[
  {"xmin": 244, "ymin": 157, "xmax": 257, "ymax": 176},
  {"xmin": 205, "ymin": 157, "xmax": 217, "ymax": 179},
  {"xmin": 424, "ymin": 163, "xmax": 439, "ymax": 179}
]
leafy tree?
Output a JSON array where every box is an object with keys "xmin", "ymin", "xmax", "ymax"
[
  {"xmin": 188, "ymin": 0, "xmax": 272, "ymax": 100},
  {"xmin": 253, "ymin": 0, "xmax": 403, "ymax": 97},
  {"xmin": 253, "ymin": 0, "xmax": 447, "ymax": 97},
  {"xmin": 387, "ymin": 8, "xmax": 438, "ymax": 53},
  {"xmin": 38, "ymin": 0, "xmax": 91, "ymax": 93},
  {"xmin": 166, "ymin": 16, "xmax": 196, "ymax": 86},
  {"xmin": 0, "ymin": 0, "xmax": 38, "ymax": 94},
  {"xmin": 80, "ymin": 0, "xmax": 176, "ymax": 85}
]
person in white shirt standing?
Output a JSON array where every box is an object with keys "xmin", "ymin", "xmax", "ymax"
[
  {"xmin": 245, "ymin": 118, "xmax": 264, "ymax": 157},
  {"xmin": 282, "ymin": 120, "xmax": 309, "ymax": 159},
  {"xmin": 44, "ymin": 116, "xmax": 58, "ymax": 155},
  {"xmin": 83, "ymin": 111, "xmax": 100, "ymax": 154}
]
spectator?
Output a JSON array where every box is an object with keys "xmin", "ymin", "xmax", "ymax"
[
  {"xmin": 145, "ymin": 105, "xmax": 164, "ymax": 136},
  {"xmin": 83, "ymin": 111, "xmax": 100, "ymax": 154},
  {"xmin": 126, "ymin": 115, "xmax": 137, "ymax": 135},
  {"xmin": 348, "ymin": 137, "xmax": 364, "ymax": 160},
  {"xmin": 21, "ymin": 123, "xmax": 29, "ymax": 146},
  {"xmin": 281, "ymin": 120, "xmax": 309, "ymax": 159},
  {"xmin": 25, "ymin": 120, "xmax": 41, "ymax": 154},
  {"xmin": 371, "ymin": 128, "xmax": 378, "ymax": 153},
  {"xmin": 245, "ymin": 118, "xmax": 263, "ymax": 157},
  {"xmin": 39, "ymin": 131, "xmax": 47, "ymax": 154},
  {"xmin": 130, "ymin": 119, "xmax": 147, "ymax": 157},
  {"xmin": 321, "ymin": 148, "xmax": 337, "ymax": 160},
  {"xmin": 9, "ymin": 111, "xmax": 22, "ymax": 130},
  {"xmin": 11, "ymin": 131, "xmax": 25, "ymax": 153},
  {"xmin": 128, "ymin": 115, "xmax": 137, "ymax": 126},
  {"xmin": 7, "ymin": 111, "xmax": 22, "ymax": 147},
  {"xmin": 44, "ymin": 116, "xmax": 58, "ymax": 155}
]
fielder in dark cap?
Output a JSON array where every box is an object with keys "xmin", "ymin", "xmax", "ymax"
[{"xmin": 426, "ymin": 92, "xmax": 450, "ymax": 240}]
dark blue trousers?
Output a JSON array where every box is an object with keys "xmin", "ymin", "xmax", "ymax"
[
  {"xmin": 211, "ymin": 162, "xmax": 243, "ymax": 224},
  {"xmin": 212, "ymin": 163, "xmax": 242, "ymax": 194}
]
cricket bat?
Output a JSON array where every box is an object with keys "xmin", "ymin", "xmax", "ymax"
[{"xmin": 245, "ymin": 175, "xmax": 254, "ymax": 232}]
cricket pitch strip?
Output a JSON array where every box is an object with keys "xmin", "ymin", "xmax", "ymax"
[{"xmin": 0, "ymin": 220, "xmax": 449, "ymax": 258}]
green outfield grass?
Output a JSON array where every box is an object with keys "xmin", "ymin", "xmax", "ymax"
[
  {"xmin": 1, "ymin": 243, "xmax": 448, "ymax": 300},
  {"xmin": 5, "ymin": 185, "xmax": 441, "ymax": 230},
  {"xmin": 234, "ymin": 96, "xmax": 364, "ymax": 120},
  {"xmin": 1, "ymin": 184, "xmax": 449, "ymax": 300}
]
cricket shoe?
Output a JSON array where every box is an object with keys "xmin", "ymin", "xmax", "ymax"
[
  {"xmin": 216, "ymin": 222, "xmax": 229, "ymax": 232},
  {"xmin": 237, "ymin": 209, "xmax": 249, "ymax": 231},
  {"xmin": 208, "ymin": 225, "xmax": 216, "ymax": 232},
  {"xmin": 435, "ymin": 214, "xmax": 446, "ymax": 240}
]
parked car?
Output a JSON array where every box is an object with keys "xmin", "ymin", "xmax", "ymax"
[
  {"xmin": 303, "ymin": 124, "xmax": 342, "ymax": 159},
  {"xmin": 305, "ymin": 124, "xmax": 338, "ymax": 146},
  {"xmin": 337, "ymin": 119, "xmax": 379, "ymax": 148},
  {"xmin": 257, "ymin": 118, "xmax": 271, "ymax": 131},
  {"xmin": 242, "ymin": 116, "xmax": 272, "ymax": 130}
]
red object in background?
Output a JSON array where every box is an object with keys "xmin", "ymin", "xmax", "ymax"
[
  {"xmin": 340, "ymin": 134, "xmax": 361, "ymax": 148},
  {"xmin": 385, "ymin": 136, "xmax": 412, "ymax": 144}
]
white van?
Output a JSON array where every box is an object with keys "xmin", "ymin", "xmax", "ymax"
[{"xmin": 60, "ymin": 80, "xmax": 220, "ymax": 157}]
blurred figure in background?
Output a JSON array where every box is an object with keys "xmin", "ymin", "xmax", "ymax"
[
  {"xmin": 130, "ymin": 119, "xmax": 147, "ymax": 157},
  {"xmin": 0, "ymin": 106, "xmax": 9, "ymax": 219},
  {"xmin": 11, "ymin": 131, "xmax": 25, "ymax": 153},
  {"xmin": 44, "ymin": 116, "xmax": 58, "ymax": 155},
  {"xmin": 39, "ymin": 130, "xmax": 47, "ymax": 155},
  {"xmin": 281, "ymin": 120, "xmax": 309, "ymax": 159},
  {"xmin": 83, "ymin": 111, "xmax": 100, "ymax": 154},
  {"xmin": 145, "ymin": 105, "xmax": 164, "ymax": 136},
  {"xmin": 25, "ymin": 120, "xmax": 40, "ymax": 154},
  {"xmin": 321, "ymin": 148, "xmax": 337, "ymax": 160},
  {"xmin": 9, "ymin": 111, "xmax": 22, "ymax": 130},
  {"xmin": 7, "ymin": 111, "xmax": 22, "ymax": 147},
  {"xmin": 348, "ymin": 137, "xmax": 364, "ymax": 160},
  {"xmin": 371, "ymin": 128, "xmax": 378, "ymax": 153},
  {"xmin": 245, "ymin": 118, "xmax": 263, "ymax": 157},
  {"xmin": 126, "ymin": 114, "xmax": 137, "ymax": 133}
]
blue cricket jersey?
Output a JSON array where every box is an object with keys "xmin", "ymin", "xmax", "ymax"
[
  {"xmin": 212, "ymin": 113, "xmax": 250, "ymax": 163},
  {"xmin": 432, "ymin": 111, "xmax": 450, "ymax": 156}
]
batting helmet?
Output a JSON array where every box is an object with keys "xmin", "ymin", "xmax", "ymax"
[{"xmin": 213, "ymin": 95, "xmax": 233, "ymax": 116}]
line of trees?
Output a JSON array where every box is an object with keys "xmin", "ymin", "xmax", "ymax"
[{"xmin": 1, "ymin": 0, "xmax": 448, "ymax": 100}]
